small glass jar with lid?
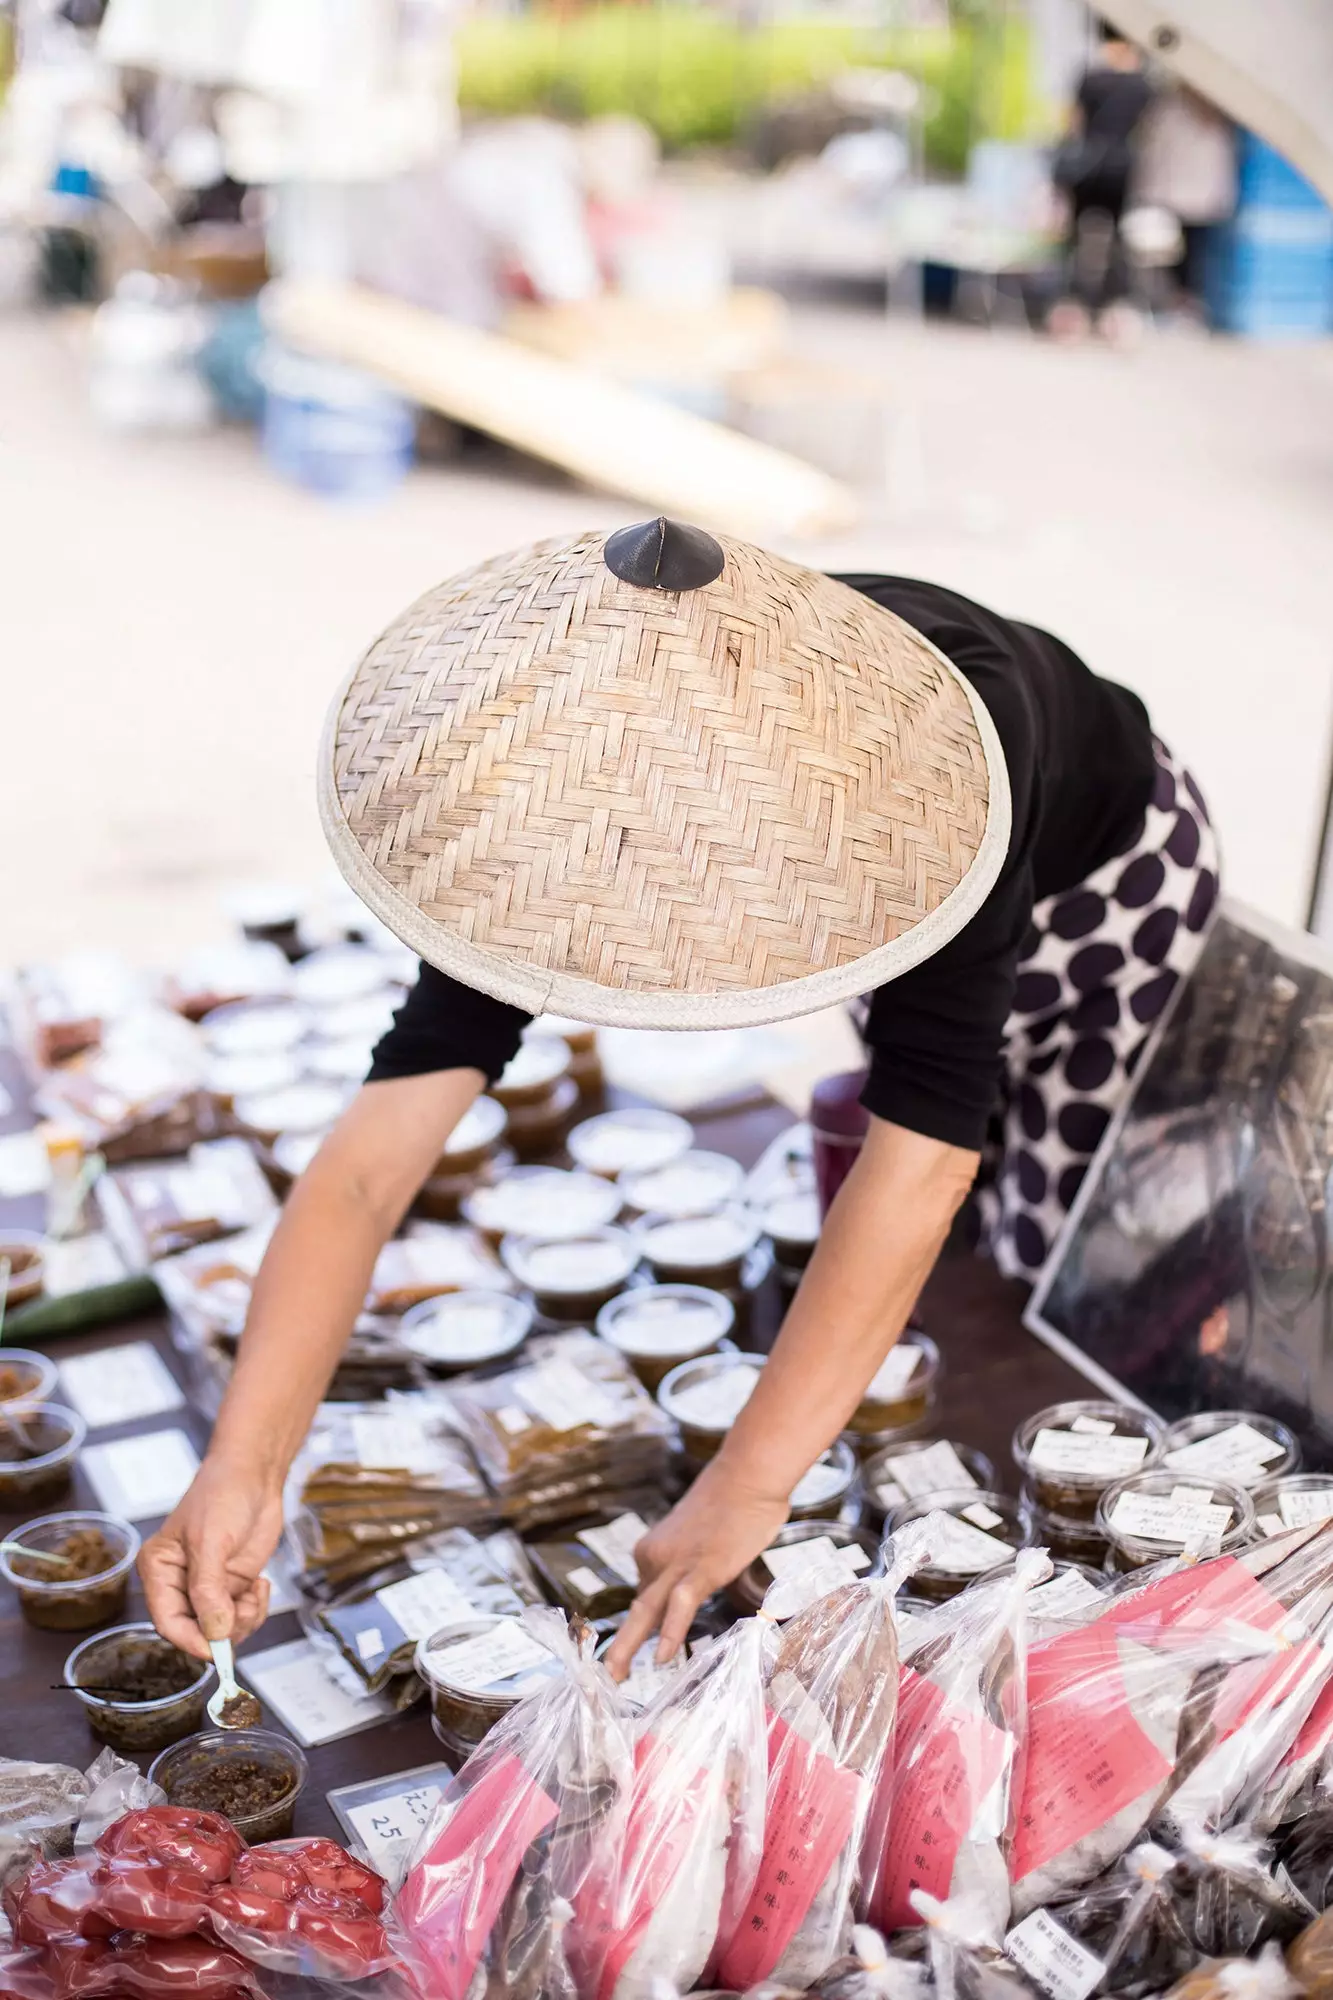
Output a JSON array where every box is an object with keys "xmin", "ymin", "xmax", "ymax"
[
  {"xmin": 399, "ymin": 1291, "xmax": 534, "ymax": 1375},
  {"xmin": 636, "ymin": 1207, "xmax": 764, "ymax": 1291},
  {"xmin": 596, "ymin": 1284, "xmax": 734, "ymax": 1393},
  {"xmin": 415, "ymin": 1615, "xmax": 562, "ymax": 1766},
  {"xmin": 1161, "ymin": 1410, "xmax": 1300, "ymax": 1489},
  {"xmin": 501, "ymin": 1227, "xmax": 640, "ymax": 1322},
  {"xmin": 1096, "ymin": 1469, "xmax": 1256, "ymax": 1572},
  {"xmin": 462, "ymin": 1166, "xmax": 622, "ymax": 1247},
  {"xmin": 567, "ymin": 1108, "xmax": 693, "ymax": 1180},
  {"xmin": 658, "ymin": 1351, "xmax": 764, "ymax": 1467},
  {"xmin": 1013, "ymin": 1399, "xmax": 1167, "ymax": 1521},
  {"xmin": 883, "ymin": 1489, "xmax": 1037, "ymax": 1602},
  {"xmin": 619, "ymin": 1151, "xmax": 746, "ymax": 1220},
  {"xmin": 728, "ymin": 1518, "xmax": 883, "ymax": 1615},
  {"xmin": 1252, "ymin": 1471, "xmax": 1333, "ymax": 1539},
  {"xmin": 843, "ymin": 1334, "xmax": 941, "ymax": 1443},
  {"xmin": 861, "ymin": 1437, "xmax": 995, "ymax": 1534},
  {"xmin": 787, "ymin": 1441, "xmax": 860, "ymax": 1524}
]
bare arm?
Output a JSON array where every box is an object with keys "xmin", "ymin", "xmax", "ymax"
[
  {"xmin": 607, "ymin": 1115, "xmax": 978, "ymax": 1672},
  {"xmin": 141, "ymin": 1068, "xmax": 483, "ymax": 1656}
]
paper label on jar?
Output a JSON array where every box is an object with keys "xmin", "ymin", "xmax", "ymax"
[
  {"xmin": 357, "ymin": 1626, "xmax": 385, "ymax": 1663},
  {"xmin": 429, "ymin": 1619, "xmax": 552, "ymax": 1692},
  {"xmin": 1280, "ymin": 1488, "xmax": 1333, "ymax": 1528},
  {"xmin": 243, "ymin": 1636, "xmax": 396, "ymax": 1746},
  {"xmin": 1109, "ymin": 1490, "xmax": 1232, "ymax": 1543},
  {"xmin": 1070, "ymin": 1414, "xmax": 1117, "ymax": 1436},
  {"xmin": 670, "ymin": 1366, "xmax": 757, "ymax": 1429},
  {"xmin": 580, "ymin": 1512, "xmax": 647, "ymax": 1587},
  {"xmin": 1005, "ymin": 1910, "xmax": 1106, "ymax": 2000},
  {"xmin": 350, "ymin": 1413, "xmax": 438, "ymax": 1473},
  {"xmin": 875, "ymin": 1480, "xmax": 906, "ymax": 1513},
  {"xmin": 565, "ymin": 1565, "xmax": 606, "ymax": 1601},
  {"xmin": 889, "ymin": 1440, "xmax": 978, "ymax": 1500},
  {"xmin": 376, "ymin": 1567, "xmax": 475, "ymax": 1643},
  {"xmin": 1259, "ymin": 1512, "xmax": 1286, "ymax": 1538},
  {"xmin": 59, "ymin": 1341, "xmax": 184, "ymax": 1430},
  {"xmin": 927, "ymin": 1514, "xmax": 1016, "ymax": 1574},
  {"xmin": 1165, "ymin": 1422, "xmax": 1285, "ymax": 1479},
  {"xmin": 961, "ymin": 1501, "xmax": 1006, "ymax": 1530},
  {"xmin": 789, "ymin": 1459, "xmax": 848, "ymax": 1509},
  {"xmin": 1026, "ymin": 1570, "xmax": 1103, "ymax": 1621},
  {"xmin": 512, "ymin": 1358, "xmax": 619, "ymax": 1432},
  {"xmin": 1029, "ymin": 1429, "xmax": 1150, "ymax": 1479},
  {"xmin": 864, "ymin": 1343, "xmax": 922, "ymax": 1402},
  {"xmin": 764, "ymin": 1536, "xmax": 870, "ymax": 1580},
  {"xmin": 345, "ymin": 1778, "xmax": 447, "ymax": 1889},
  {"xmin": 495, "ymin": 1405, "xmax": 531, "ymax": 1434},
  {"xmin": 870, "ymin": 1668, "xmax": 1011, "ymax": 1929},
  {"xmin": 81, "ymin": 1428, "xmax": 200, "ymax": 1521},
  {"xmin": 0, "ymin": 1130, "xmax": 51, "ymax": 1198}
]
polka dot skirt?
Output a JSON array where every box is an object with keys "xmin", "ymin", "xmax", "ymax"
[{"xmin": 976, "ymin": 738, "xmax": 1219, "ymax": 1280}]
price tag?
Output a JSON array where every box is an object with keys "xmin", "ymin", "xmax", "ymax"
[
  {"xmin": 59, "ymin": 1342, "xmax": 184, "ymax": 1430},
  {"xmin": 670, "ymin": 1366, "xmax": 757, "ymax": 1428},
  {"xmin": 1027, "ymin": 1569, "xmax": 1103, "ymax": 1621},
  {"xmin": 566, "ymin": 1565, "xmax": 606, "ymax": 1600},
  {"xmin": 864, "ymin": 1344, "xmax": 922, "ymax": 1401},
  {"xmin": 81, "ymin": 1429, "xmax": 200, "ymax": 1521},
  {"xmin": 427, "ymin": 1620, "xmax": 553, "ymax": 1692},
  {"xmin": 1109, "ymin": 1490, "xmax": 1233, "ymax": 1544},
  {"xmin": 345, "ymin": 1781, "xmax": 446, "ymax": 1888},
  {"xmin": 789, "ymin": 1459, "xmax": 848, "ymax": 1509},
  {"xmin": 1030, "ymin": 1429, "xmax": 1150, "ymax": 1478},
  {"xmin": 1165, "ymin": 1423, "xmax": 1285, "ymax": 1480},
  {"xmin": 1258, "ymin": 1512, "xmax": 1286, "ymax": 1538},
  {"xmin": 1070, "ymin": 1414, "xmax": 1117, "ymax": 1436},
  {"xmin": 875, "ymin": 1480, "xmax": 905, "ymax": 1513},
  {"xmin": 376, "ymin": 1568, "xmax": 475, "ymax": 1642},
  {"xmin": 579, "ymin": 1512, "xmax": 647, "ymax": 1587},
  {"xmin": 1279, "ymin": 1488, "xmax": 1333, "ymax": 1529},
  {"xmin": 1006, "ymin": 1910, "xmax": 1106, "ymax": 2000},
  {"xmin": 512, "ymin": 1359, "xmax": 619, "ymax": 1432},
  {"xmin": 926, "ymin": 1513, "xmax": 1016, "ymax": 1574},
  {"xmin": 42, "ymin": 1234, "xmax": 128, "ymax": 1296},
  {"xmin": 242, "ymin": 1637, "xmax": 396, "ymax": 1746},
  {"xmin": 357, "ymin": 1627, "xmax": 385, "ymax": 1663},
  {"xmin": 889, "ymin": 1440, "xmax": 978, "ymax": 1500},
  {"xmin": 0, "ymin": 1131, "xmax": 50, "ymax": 1198},
  {"xmin": 350, "ymin": 1413, "xmax": 437, "ymax": 1473},
  {"xmin": 763, "ymin": 1536, "xmax": 870, "ymax": 1579},
  {"xmin": 961, "ymin": 1501, "xmax": 1006, "ymax": 1531}
]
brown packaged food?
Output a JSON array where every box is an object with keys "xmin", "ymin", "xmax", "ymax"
[
  {"xmin": 527, "ymin": 1506, "xmax": 659, "ymax": 1621},
  {"xmin": 1, "ymin": 1511, "xmax": 140, "ymax": 1631},
  {"xmin": 366, "ymin": 1222, "xmax": 510, "ymax": 1313},
  {"xmin": 0, "ymin": 1405, "xmax": 85, "ymax": 1507},
  {"xmin": 64, "ymin": 1623, "xmax": 213, "ymax": 1752},
  {"xmin": 96, "ymin": 1139, "xmax": 276, "ymax": 1264}
]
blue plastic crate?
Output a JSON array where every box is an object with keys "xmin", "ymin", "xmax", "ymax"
[
  {"xmin": 1213, "ymin": 291, "xmax": 1333, "ymax": 337},
  {"xmin": 1235, "ymin": 134, "xmax": 1329, "ymax": 210}
]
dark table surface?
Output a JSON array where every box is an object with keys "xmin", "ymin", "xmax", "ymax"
[{"xmin": 0, "ymin": 1085, "xmax": 1094, "ymax": 1835}]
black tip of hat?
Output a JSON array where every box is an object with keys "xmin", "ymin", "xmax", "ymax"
[{"xmin": 603, "ymin": 517, "xmax": 725, "ymax": 592}]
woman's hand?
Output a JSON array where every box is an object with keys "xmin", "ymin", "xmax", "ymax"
[
  {"xmin": 139, "ymin": 1453, "xmax": 285, "ymax": 1661},
  {"xmin": 605, "ymin": 1459, "xmax": 791, "ymax": 1678}
]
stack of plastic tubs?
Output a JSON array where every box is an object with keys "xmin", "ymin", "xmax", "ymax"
[{"xmin": 1206, "ymin": 133, "xmax": 1333, "ymax": 339}]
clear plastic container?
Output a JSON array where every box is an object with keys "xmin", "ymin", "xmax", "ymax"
[
  {"xmin": 861, "ymin": 1437, "xmax": 996, "ymax": 1533},
  {"xmin": 0, "ymin": 1510, "xmax": 139, "ymax": 1631},
  {"xmin": 1019, "ymin": 1486, "xmax": 1113, "ymax": 1570},
  {"xmin": 200, "ymin": 997, "xmax": 305, "ymax": 1057},
  {"xmin": 1, "ymin": 1230, "xmax": 47, "ymax": 1310},
  {"xmin": 437, "ymin": 1096, "xmax": 508, "ymax": 1174},
  {"xmin": 1013, "ymin": 1399, "xmax": 1167, "ymax": 1520},
  {"xmin": 504, "ymin": 1076, "xmax": 580, "ymax": 1160},
  {"xmin": 844, "ymin": 1333, "xmax": 941, "ymax": 1439},
  {"xmin": 415, "ymin": 1615, "xmax": 562, "ymax": 1766},
  {"xmin": 290, "ymin": 944, "xmax": 388, "ymax": 1008},
  {"xmin": 1252, "ymin": 1471, "xmax": 1333, "ymax": 1538},
  {"xmin": 787, "ymin": 1440, "xmax": 860, "ymax": 1523},
  {"xmin": 619, "ymin": 1151, "xmax": 746, "ymax": 1220},
  {"xmin": 500, "ymin": 1226, "xmax": 640, "ymax": 1321},
  {"xmin": 596, "ymin": 1284, "xmax": 734, "ymax": 1392},
  {"xmin": 490, "ymin": 1035, "xmax": 572, "ymax": 1107},
  {"xmin": 0, "ymin": 1348, "xmax": 60, "ymax": 1412},
  {"xmin": 658, "ymin": 1351, "xmax": 764, "ymax": 1466},
  {"xmin": 761, "ymin": 1192, "xmax": 822, "ymax": 1277},
  {"xmin": 0, "ymin": 1404, "xmax": 86, "ymax": 1508},
  {"xmin": 65, "ymin": 1623, "xmax": 214, "ymax": 1752},
  {"xmin": 884, "ymin": 1489, "xmax": 1037, "ymax": 1601},
  {"xmin": 148, "ymin": 1727, "xmax": 308, "ymax": 1841},
  {"xmin": 728, "ymin": 1518, "xmax": 882, "ymax": 1614},
  {"xmin": 636, "ymin": 1206, "xmax": 764, "ymax": 1290},
  {"xmin": 304, "ymin": 1038, "xmax": 374, "ymax": 1085},
  {"xmin": 1096, "ymin": 1469, "xmax": 1256, "ymax": 1571},
  {"xmin": 462, "ymin": 1166, "xmax": 622, "ymax": 1245},
  {"xmin": 1162, "ymin": 1409, "xmax": 1301, "ymax": 1488},
  {"xmin": 205, "ymin": 1049, "xmax": 302, "ymax": 1110},
  {"xmin": 232, "ymin": 1079, "xmax": 348, "ymax": 1147},
  {"xmin": 399, "ymin": 1291, "xmax": 534, "ymax": 1374},
  {"xmin": 566, "ymin": 1108, "xmax": 693, "ymax": 1180}
]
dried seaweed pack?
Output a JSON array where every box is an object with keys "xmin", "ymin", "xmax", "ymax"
[
  {"xmin": 864, "ymin": 1549, "xmax": 1051, "ymax": 1939},
  {"xmin": 395, "ymin": 1610, "xmax": 632, "ymax": 2000}
]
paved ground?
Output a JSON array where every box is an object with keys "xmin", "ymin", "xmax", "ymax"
[{"xmin": 2, "ymin": 300, "xmax": 1331, "ymax": 968}]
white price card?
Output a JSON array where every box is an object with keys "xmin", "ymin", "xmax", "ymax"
[
  {"xmin": 1280, "ymin": 1488, "xmax": 1333, "ymax": 1529},
  {"xmin": 579, "ymin": 1512, "xmax": 647, "ymax": 1587},
  {"xmin": 789, "ymin": 1459, "xmax": 850, "ymax": 1509},
  {"xmin": 1026, "ymin": 1569, "xmax": 1103, "ymax": 1621},
  {"xmin": 961, "ymin": 1501, "xmax": 1006, "ymax": 1531},
  {"xmin": 670, "ymin": 1366, "xmax": 757, "ymax": 1429},
  {"xmin": 81, "ymin": 1428, "xmax": 200, "ymax": 1521},
  {"xmin": 344, "ymin": 1780, "xmax": 446, "ymax": 1889},
  {"xmin": 1029, "ymin": 1429, "xmax": 1150, "ymax": 1479},
  {"xmin": 926, "ymin": 1513, "xmax": 1016, "ymax": 1574},
  {"xmin": 1165, "ymin": 1423, "xmax": 1285, "ymax": 1480},
  {"xmin": 889, "ymin": 1440, "xmax": 978, "ymax": 1500},
  {"xmin": 566, "ymin": 1565, "xmax": 606, "ymax": 1599},
  {"xmin": 60, "ymin": 1342, "xmax": 184, "ymax": 1430},
  {"xmin": 375, "ymin": 1567, "xmax": 474, "ymax": 1642},
  {"xmin": 242, "ymin": 1637, "xmax": 396, "ymax": 1746},
  {"xmin": 1070, "ymin": 1413, "xmax": 1117, "ymax": 1436},
  {"xmin": 1006, "ymin": 1910, "xmax": 1106, "ymax": 2000},
  {"xmin": 864, "ymin": 1344, "xmax": 922, "ymax": 1402},
  {"xmin": 426, "ymin": 1619, "xmax": 553, "ymax": 1693},
  {"xmin": 350, "ymin": 1413, "xmax": 437, "ymax": 1474},
  {"xmin": 1109, "ymin": 1490, "xmax": 1233, "ymax": 1544},
  {"xmin": 763, "ymin": 1535, "xmax": 870, "ymax": 1579},
  {"xmin": 512, "ymin": 1359, "xmax": 619, "ymax": 1433},
  {"xmin": 0, "ymin": 1131, "xmax": 50, "ymax": 1198}
]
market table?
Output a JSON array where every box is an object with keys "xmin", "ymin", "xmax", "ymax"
[{"xmin": 0, "ymin": 1084, "xmax": 1094, "ymax": 1833}]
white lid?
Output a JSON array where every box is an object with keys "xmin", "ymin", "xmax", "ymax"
[
  {"xmin": 494, "ymin": 1036, "xmax": 570, "ymax": 1095},
  {"xmin": 620, "ymin": 1151, "xmax": 745, "ymax": 1218},
  {"xmin": 640, "ymin": 1206, "xmax": 762, "ymax": 1269},
  {"xmin": 201, "ymin": 999, "xmax": 305, "ymax": 1056},
  {"xmin": 464, "ymin": 1168, "xmax": 622, "ymax": 1239},
  {"xmin": 291, "ymin": 946, "xmax": 389, "ymax": 1008},
  {"xmin": 234, "ymin": 1080, "xmax": 348, "ymax": 1135},
  {"xmin": 502, "ymin": 1229, "xmax": 639, "ymax": 1294},
  {"xmin": 567, "ymin": 1109, "xmax": 694, "ymax": 1176},
  {"xmin": 441, "ymin": 1096, "xmax": 507, "ymax": 1158},
  {"xmin": 598, "ymin": 1285, "xmax": 733, "ymax": 1356},
  {"xmin": 400, "ymin": 1291, "xmax": 533, "ymax": 1364}
]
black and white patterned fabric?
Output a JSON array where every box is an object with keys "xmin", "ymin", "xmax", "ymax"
[{"xmin": 976, "ymin": 737, "xmax": 1219, "ymax": 1278}]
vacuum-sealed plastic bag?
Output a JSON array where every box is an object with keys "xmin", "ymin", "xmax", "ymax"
[
  {"xmin": 865, "ymin": 1548, "xmax": 1051, "ymax": 1938},
  {"xmin": 1014, "ymin": 1842, "xmax": 1194, "ymax": 2000},
  {"xmin": 397, "ymin": 1609, "xmax": 633, "ymax": 2000},
  {"xmin": 572, "ymin": 1616, "xmax": 769, "ymax": 2000},
  {"xmin": 1170, "ymin": 1827, "xmax": 1311, "ymax": 1958}
]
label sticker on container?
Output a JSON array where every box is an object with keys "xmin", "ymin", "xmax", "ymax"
[
  {"xmin": 1026, "ymin": 1570, "xmax": 1103, "ymax": 1621},
  {"xmin": 889, "ymin": 1440, "xmax": 978, "ymax": 1500},
  {"xmin": 1030, "ymin": 1429, "xmax": 1150, "ymax": 1479},
  {"xmin": 243, "ymin": 1636, "xmax": 396, "ymax": 1746},
  {"xmin": 961, "ymin": 1502, "xmax": 1006, "ymax": 1531},
  {"xmin": 789, "ymin": 1459, "xmax": 849, "ymax": 1509},
  {"xmin": 1165, "ymin": 1423, "xmax": 1285, "ymax": 1480},
  {"xmin": 1070, "ymin": 1414, "xmax": 1117, "ymax": 1437},
  {"xmin": 357, "ymin": 1626, "xmax": 385, "ymax": 1663},
  {"xmin": 927, "ymin": 1514, "xmax": 1015, "ymax": 1574},
  {"xmin": 512, "ymin": 1358, "xmax": 619, "ymax": 1432},
  {"xmin": 350, "ymin": 1413, "xmax": 437, "ymax": 1473},
  {"xmin": 81, "ymin": 1428, "xmax": 200, "ymax": 1521},
  {"xmin": 580, "ymin": 1511, "xmax": 647, "ymax": 1587},
  {"xmin": 1006, "ymin": 1909, "xmax": 1106, "ymax": 2000},
  {"xmin": 671, "ymin": 1365, "xmax": 758, "ymax": 1429},
  {"xmin": 428, "ymin": 1620, "xmax": 552, "ymax": 1692},
  {"xmin": 376, "ymin": 1567, "xmax": 475, "ymax": 1643},
  {"xmin": 1109, "ymin": 1490, "xmax": 1233, "ymax": 1544},
  {"xmin": 875, "ymin": 1480, "xmax": 906, "ymax": 1514},
  {"xmin": 59, "ymin": 1341, "xmax": 184, "ymax": 1430},
  {"xmin": 1259, "ymin": 1513, "xmax": 1286, "ymax": 1538},
  {"xmin": 0, "ymin": 1130, "xmax": 51, "ymax": 1198},
  {"xmin": 565, "ymin": 1565, "xmax": 606, "ymax": 1600},
  {"xmin": 864, "ymin": 1344, "xmax": 922, "ymax": 1402},
  {"xmin": 495, "ymin": 1406, "xmax": 531, "ymax": 1434},
  {"xmin": 763, "ymin": 1536, "xmax": 870, "ymax": 1580},
  {"xmin": 1280, "ymin": 1488, "xmax": 1333, "ymax": 1529},
  {"xmin": 344, "ymin": 1778, "xmax": 447, "ymax": 1888}
]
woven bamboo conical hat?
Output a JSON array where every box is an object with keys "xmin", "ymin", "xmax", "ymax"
[{"xmin": 319, "ymin": 519, "xmax": 1011, "ymax": 1029}]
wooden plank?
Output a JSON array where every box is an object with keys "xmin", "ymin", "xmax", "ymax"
[{"xmin": 265, "ymin": 281, "xmax": 858, "ymax": 541}]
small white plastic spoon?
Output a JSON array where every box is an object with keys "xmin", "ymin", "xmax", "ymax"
[{"xmin": 206, "ymin": 1640, "xmax": 261, "ymax": 1729}]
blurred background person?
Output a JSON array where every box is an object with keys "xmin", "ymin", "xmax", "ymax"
[
  {"xmin": 1134, "ymin": 83, "xmax": 1237, "ymax": 323},
  {"xmin": 1048, "ymin": 18, "xmax": 1152, "ymax": 346}
]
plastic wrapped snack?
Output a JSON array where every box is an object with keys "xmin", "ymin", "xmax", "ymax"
[
  {"xmin": 15, "ymin": 956, "xmax": 146, "ymax": 1068},
  {"xmin": 1277, "ymin": 1808, "xmax": 1333, "ymax": 1911},
  {"xmin": 365, "ymin": 1223, "xmax": 510, "ymax": 1314},
  {"xmin": 1171, "ymin": 1827, "xmax": 1312, "ymax": 1958},
  {"xmin": 97, "ymin": 1142, "xmax": 276, "ymax": 1265},
  {"xmin": 864, "ymin": 1549, "xmax": 1051, "ymax": 1939},
  {"xmin": 571, "ymin": 1614, "xmax": 769, "ymax": 2000},
  {"xmin": 445, "ymin": 1329, "xmax": 672, "ymax": 1532},
  {"xmin": 914, "ymin": 1893, "xmax": 1038, "ymax": 2000},
  {"xmin": 1258, "ymin": 1677, "xmax": 1333, "ymax": 1832},
  {"xmin": 396, "ymin": 1611, "xmax": 633, "ymax": 2000},
  {"xmin": 35, "ymin": 1021, "xmax": 214, "ymax": 1165},
  {"xmin": 1164, "ymin": 1945, "xmax": 1299, "ymax": 2000},
  {"xmin": 1021, "ymin": 1840, "xmax": 1195, "ymax": 2000}
]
